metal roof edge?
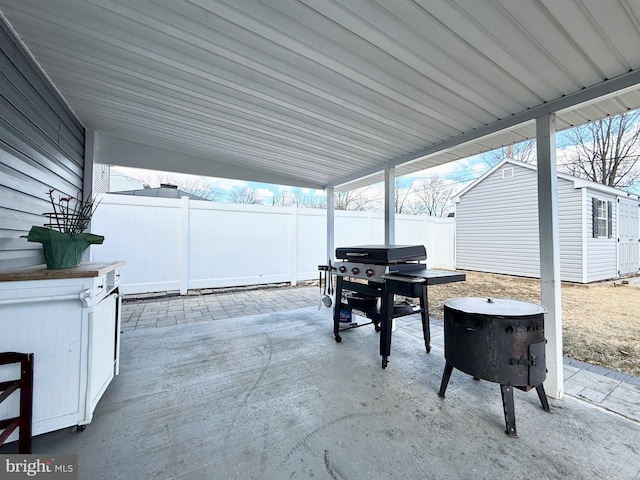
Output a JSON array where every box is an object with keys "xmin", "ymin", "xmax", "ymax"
[{"xmin": 327, "ymin": 69, "xmax": 640, "ymax": 190}]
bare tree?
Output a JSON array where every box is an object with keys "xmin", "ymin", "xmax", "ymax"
[
  {"xmin": 229, "ymin": 187, "xmax": 263, "ymax": 204},
  {"xmin": 272, "ymin": 188, "xmax": 326, "ymax": 208},
  {"xmin": 303, "ymin": 193, "xmax": 327, "ymax": 209},
  {"xmin": 176, "ymin": 177, "xmax": 221, "ymax": 200},
  {"xmin": 394, "ymin": 178, "xmax": 415, "ymax": 214},
  {"xmin": 483, "ymin": 139, "xmax": 536, "ymax": 167},
  {"xmin": 411, "ymin": 176, "xmax": 455, "ymax": 217},
  {"xmin": 138, "ymin": 172, "xmax": 220, "ymax": 200},
  {"xmin": 334, "ymin": 186, "xmax": 378, "ymax": 211},
  {"xmin": 560, "ymin": 111, "xmax": 640, "ymax": 188}
]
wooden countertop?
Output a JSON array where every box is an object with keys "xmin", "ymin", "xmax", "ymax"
[{"xmin": 0, "ymin": 261, "xmax": 125, "ymax": 282}]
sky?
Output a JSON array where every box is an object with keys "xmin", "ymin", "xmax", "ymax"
[
  {"xmin": 110, "ymin": 157, "xmax": 482, "ymax": 206},
  {"xmin": 109, "ymin": 126, "xmax": 640, "ymax": 205},
  {"xmin": 109, "ymin": 148, "xmax": 497, "ymax": 202}
]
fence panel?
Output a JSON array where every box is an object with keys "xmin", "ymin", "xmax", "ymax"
[
  {"xmin": 90, "ymin": 194, "xmax": 455, "ymax": 294},
  {"xmin": 90, "ymin": 195, "xmax": 182, "ymax": 293},
  {"xmin": 188, "ymin": 202, "xmax": 293, "ymax": 289}
]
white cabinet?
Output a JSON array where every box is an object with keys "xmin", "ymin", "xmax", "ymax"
[{"xmin": 0, "ymin": 262, "xmax": 124, "ymax": 438}]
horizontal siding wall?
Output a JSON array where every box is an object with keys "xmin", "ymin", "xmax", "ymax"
[
  {"xmin": 586, "ymin": 190, "xmax": 618, "ymax": 282},
  {"xmin": 556, "ymin": 179, "xmax": 584, "ymax": 282},
  {"xmin": 456, "ymin": 164, "xmax": 541, "ymax": 277},
  {"xmin": 456, "ymin": 163, "xmax": 586, "ymax": 282},
  {"xmin": 0, "ymin": 18, "xmax": 84, "ymax": 269},
  {"xmin": 90, "ymin": 194, "xmax": 455, "ymax": 295}
]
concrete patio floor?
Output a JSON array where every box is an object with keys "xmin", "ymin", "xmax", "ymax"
[{"xmin": 3, "ymin": 286, "xmax": 640, "ymax": 479}]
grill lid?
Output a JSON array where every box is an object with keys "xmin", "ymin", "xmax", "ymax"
[{"xmin": 335, "ymin": 244, "xmax": 426, "ymax": 264}]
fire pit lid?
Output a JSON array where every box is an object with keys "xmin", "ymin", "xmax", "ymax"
[{"xmin": 444, "ymin": 297, "xmax": 547, "ymax": 316}]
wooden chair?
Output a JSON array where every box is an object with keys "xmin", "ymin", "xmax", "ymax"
[{"xmin": 0, "ymin": 352, "xmax": 34, "ymax": 453}]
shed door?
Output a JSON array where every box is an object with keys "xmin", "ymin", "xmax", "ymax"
[{"xmin": 618, "ymin": 198, "xmax": 639, "ymax": 275}]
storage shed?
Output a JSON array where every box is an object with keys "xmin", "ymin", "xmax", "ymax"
[{"xmin": 453, "ymin": 159, "xmax": 640, "ymax": 283}]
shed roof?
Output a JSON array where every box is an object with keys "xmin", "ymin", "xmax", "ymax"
[
  {"xmin": 1, "ymin": 1, "xmax": 640, "ymax": 191},
  {"xmin": 452, "ymin": 158, "xmax": 640, "ymax": 202}
]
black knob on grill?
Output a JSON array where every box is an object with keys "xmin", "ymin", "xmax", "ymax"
[
  {"xmin": 339, "ymin": 266, "xmax": 346, "ymax": 273},
  {"xmin": 365, "ymin": 268, "xmax": 375, "ymax": 277},
  {"xmin": 351, "ymin": 267, "xmax": 360, "ymax": 275}
]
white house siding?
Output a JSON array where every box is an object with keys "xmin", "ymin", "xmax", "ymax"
[
  {"xmin": 456, "ymin": 162, "xmax": 587, "ymax": 283},
  {"xmin": 0, "ymin": 19, "xmax": 84, "ymax": 269},
  {"xmin": 585, "ymin": 191, "xmax": 618, "ymax": 282}
]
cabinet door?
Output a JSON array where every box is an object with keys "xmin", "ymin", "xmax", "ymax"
[
  {"xmin": 87, "ymin": 292, "xmax": 117, "ymax": 415},
  {"xmin": 0, "ymin": 292, "xmax": 83, "ymax": 437}
]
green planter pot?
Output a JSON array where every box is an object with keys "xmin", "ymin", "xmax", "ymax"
[{"xmin": 25, "ymin": 226, "xmax": 105, "ymax": 269}]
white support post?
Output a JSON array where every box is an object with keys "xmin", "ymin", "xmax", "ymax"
[
  {"xmin": 326, "ymin": 187, "xmax": 335, "ymax": 263},
  {"xmin": 536, "ymin": 113, "xmax": 564, "ymax": 400},
  {"xmin": 385, "ymin": 167, "xmax": 395, "ymax": 245},
  {"xmin": 83, "ymin": 129, "xmax": 97, "ymax": 262},
  {"xmin": 179, "ymin": 196, "xmax": 190, "ymax": 295},
  {"xmin": 83, "ymin": 129, "xmax": 96, "ymax": 201},
  {"xmin": 290, "ymin": 206, "xmax": 298, "ymax": 286}
]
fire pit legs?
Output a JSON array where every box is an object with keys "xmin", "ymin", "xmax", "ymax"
[
  {"xmin": 501, "ymin": 383, "xmax": 551, "ymax": 437},
  {"xmin": 501, "ymin": 384, "xmax": 518, "ymax": 437},
  {"xmin": 438, "ymin": 363, "xmax": 550, "ymax": 438},
  {"xmin": 437, "ymin": 362, "xmax": 454, "ymax": 397},
  {"xmin": 536, "ymin": 384, "xmax": 551, "ymax": 412}
]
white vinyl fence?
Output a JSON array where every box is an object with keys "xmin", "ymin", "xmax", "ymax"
[{"xmin": 90, "ymin": 194, "xmax": 455, "ymax": 295}]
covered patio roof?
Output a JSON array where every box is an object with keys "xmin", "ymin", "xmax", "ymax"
[{"xmin": 1, "ymin": 1, "xmax": 640, "ymax": 191}]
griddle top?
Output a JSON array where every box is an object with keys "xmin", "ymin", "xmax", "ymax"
[{"xmin": 335, "ymin": 244, "xmax": 426, "ymax": 264}]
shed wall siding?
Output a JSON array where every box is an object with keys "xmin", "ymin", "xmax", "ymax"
[
  {"xmin": 456, "ymin": 165, "xmax": 541, "ymax": 277},
  {"xmin": 0, "ymin": 19, "xmax": 84, "ymax": 269},
  {"xmin": 585, "ymin": 191, "xmax": 618, "ymax": 282},
  {"xmin": 455, "ymin": 163, "xmax": 585, "ymax": 282},
  {"xmin": 556, "ymin": 180, "xmax": 583, "ymax": 282}
]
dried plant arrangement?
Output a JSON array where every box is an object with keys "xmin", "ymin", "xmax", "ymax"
[
  {"xmin": 23, "ymin": 189, "xmax": 104, "ymax": 268},
  {"xmin": 43, "ymin": 189, "xmax": 101, "ymax": 235}
]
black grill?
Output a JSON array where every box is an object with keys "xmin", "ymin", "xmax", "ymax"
[{"xmin": 330, "ymin": 244, "xmax": 464, "ymax": 369}]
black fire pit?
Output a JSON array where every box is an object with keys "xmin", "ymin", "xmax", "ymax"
[{"xmin": 437, "ymin": 297, "xmax": 551, "ymax": 437}]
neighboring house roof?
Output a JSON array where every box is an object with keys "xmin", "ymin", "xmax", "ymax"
[
  {"xmin": 112, "ymin": 184, "xmax": 208, "ymax": 201},
  {"xmin": 453, "ymin": 158, "xmax": 640, "ymax": 203}
]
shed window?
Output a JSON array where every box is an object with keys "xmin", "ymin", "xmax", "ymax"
[{"xmin": 592, "ymin": 198, "xmax": 612, "ymax": 238}]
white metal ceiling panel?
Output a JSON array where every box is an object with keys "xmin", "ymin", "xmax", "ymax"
[{"xmin": 1, "ymin": 0, "xmax": 640, "ymax": 190}]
